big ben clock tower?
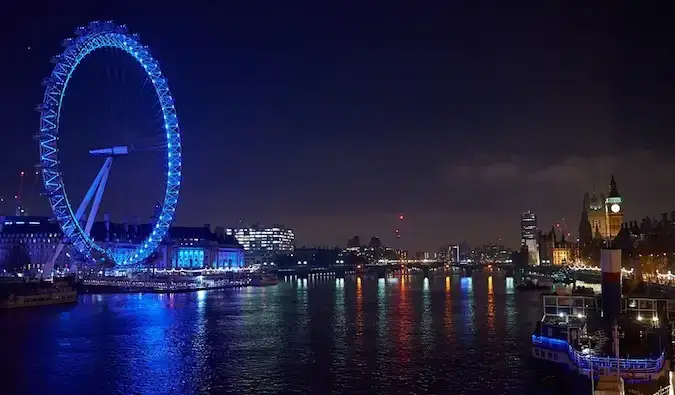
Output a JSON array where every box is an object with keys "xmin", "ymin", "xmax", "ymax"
[{"xmin": 605, "ymin": 174, "xmax": 623, "ymax": 239}]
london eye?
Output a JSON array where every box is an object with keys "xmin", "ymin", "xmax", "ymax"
[{"xmin": 36, "ymin": 21, "xmax": 182, "ymax": 269}]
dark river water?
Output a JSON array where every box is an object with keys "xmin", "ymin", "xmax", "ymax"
[{"xmin": 1, "ymin": 272, "xmax": 588, "ymax": 394}]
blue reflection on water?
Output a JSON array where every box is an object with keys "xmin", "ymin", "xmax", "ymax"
[{"xmin": 1, "ymin": 273, "xmax": 589, "ymax": 395}]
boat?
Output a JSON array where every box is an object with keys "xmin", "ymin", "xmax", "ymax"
[
  {"xmin": 0, "ymin": 278, "xmax": 77, "ymax": 308},
  {"xmin": 250, "ymin": 273, "xmax": 278, "ymax": 286},
  {"xmin": 531, "ymin": 288, "xmax": 673, "ymax": 394},
  {"xmin": 516, "ymin": 279, "xmax": 551, "ymax": 291}
]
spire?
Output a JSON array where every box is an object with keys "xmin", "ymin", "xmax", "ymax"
[
  {"xmin": 583, "ymin": 192, "xmax": 590, "ymax": 212},
  {"xmin": 608, "ymin": 174, "xmax": 620, "ymax": 197}
]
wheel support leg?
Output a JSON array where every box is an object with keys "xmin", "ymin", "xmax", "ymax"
[{"xmin": 42, "ymin": 157, "xmax": 113, "ymax": 279}]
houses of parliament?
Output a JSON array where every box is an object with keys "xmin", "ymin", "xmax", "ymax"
[
  {"xmin": 533, "ymin": 175, "xmax": 624, "ymax": 266},
  {"xmin": 526, "ymin": 173, "xmax": 675, "ymax": 267},
  {"xmin": 579, "ymin": 174, "xmax": 624, "ymax": 246}
]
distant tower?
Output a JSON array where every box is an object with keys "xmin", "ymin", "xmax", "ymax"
[
  {"xmin": 520, "ymin": 211, "xmax": 540, "ymax": 265},
  {"xmin": 578, "ymin": 192, "xmax": 593, "ymax": 251},
  {"xmin": 604, "ymin": 174, "xmax": 623, "ymax": 240}
]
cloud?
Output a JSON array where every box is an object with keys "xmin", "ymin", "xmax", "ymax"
[
  {"xmin": 444, "ymin": 150, "xmax": 675, "ymax": 191},
  {"xmin": 439, "ymin": 149, "xmax": 675, "ymax": 245}
]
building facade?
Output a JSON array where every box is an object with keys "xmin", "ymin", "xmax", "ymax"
[
  {"xmin": 521, "ymin": 211, "xmax": 540, "ymax": 265},
  {"xmin": 552, "ymin": 245, "xmax": 575, "ymax": 266},
  {"xmin": 165, "ymin": 226, "xmax": 244, "ymax": 269},
  {"xmin": 539, "ymin": 227, "xmax": 578, "ymax": 266},
  {"xmin": 0, "ymin": 216, "xmax": 244, "ymax": 271},
  {"xmin": 468, "ymin": 244, "xmax": 513, "ymax": 264},
  {"xmin": 587, "ymin": 192, "xmax": 607, "ymax": 240},
  {"xmin": 582, "ymin": 175, "xmax": 624, "ymax": 242},
  {"xmin": 226, "ymin": 225, "xmax": 295, "ymax": 265},
  {"xmin": 0, "ymin": 216, "xmax": 66, "ymax": 273},
  {"xmin": 605, "ymin": 175, "xmax": 623, "ymax": 239}
]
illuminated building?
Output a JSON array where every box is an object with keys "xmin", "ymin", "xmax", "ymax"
[
  {"xmin": 165, "ymin": 226, "xmax": 244, "ymax": 269},
  {"xmin": 362, "ymin": 237, "xmax": 383, "ymax": 262},
  {"xmin": 415, "ymin": 251, "xmax": 438, "ymax": 260},
  {"xmin": 588, "ymin": 191, "xmax": 607, "ymax": 240},
  {"xmin": 226, "ymin": 224, "xmax": 295, "ymax": 265},
  {"xmin": 552, "ymin": 247, "xmax": 573, "ymax": 266},
  {"xmin": 521, "ymin": 211, "xmax": 538, "ymax": 242},
  {"xmin": 575, "ymin": 176, "xmax": 625, "ymax": 262},
  {"xmin": 583, "ymin": 175, "xmax": 623, "ymax": 242},
  {"xmin": 521, "ymin": 211, "xmax": 540, "ymax": 265},
  {"xmin": 469, "ymin": 244, "xmax": 513, "ymax": 264},
  {"xmin": 604, "ymin": 175, "xmax": 623, "ymax": 239},
  {"xmin": 0, "ymin": 216, "xmax": 66, "ymax": 273},
  {"xmin": 0, "ymin": 217, "xmax": 244, "ymax": 271},
  {"xmin": 539, "ymin": 228, "xmax": 577, "ymax": 266},
  {"xmin": 396, "ymin": 249, "xmax": 408, "ymax": 260},
  {"xmin": 447, "ymin": 245, "xmax": 460, "ymax": 263}
]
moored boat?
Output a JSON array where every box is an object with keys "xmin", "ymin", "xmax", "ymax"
[
  {"xmin": 250, "ymin": 273, "xmax": 278, "ymax": 286},
  {"xmin": 531, "ymin": 287, "xmax": 673, "ymax": 394},
  {"xmin": 0, "ymin": 278, "xmax": 77, "ymax": 308}
]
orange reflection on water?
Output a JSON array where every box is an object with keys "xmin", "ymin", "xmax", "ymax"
[
  {"xmin": 356, "ymin": 276, "xmax": 363, "ymax": 337},
  {"xmin": 444, "ymin": 276, "xmax": 453, "ymax": 339},
  {"xmin": 395, "ymin": 274, "xmax": 412, "ymax": 364},
  {"xmin": 487, "ymin": 276, "xmax": 495, "ymax": 332}
]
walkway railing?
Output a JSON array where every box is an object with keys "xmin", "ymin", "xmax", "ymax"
[{"xmin": 532, "ymin": 335, "xmax": 664, "ymax": 373}]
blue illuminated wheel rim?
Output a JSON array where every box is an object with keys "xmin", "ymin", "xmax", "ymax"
[{"xmin": 37, "ymin": 21, "xmax": 182, "ymax": 267}]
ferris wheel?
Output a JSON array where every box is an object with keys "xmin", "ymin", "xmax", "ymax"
[{"xmin": 36, "ymin": 21, "xmax": 182, "ymax": 269}]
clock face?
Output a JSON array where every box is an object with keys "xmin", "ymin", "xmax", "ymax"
[{"xmin": 610, "ymin": 204, "xmax": 621, "ymax": 213}]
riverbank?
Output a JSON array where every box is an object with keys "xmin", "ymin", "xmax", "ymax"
[{"xmin": 76, "ymin": 281, "xmax": 249, "ymax": 294}]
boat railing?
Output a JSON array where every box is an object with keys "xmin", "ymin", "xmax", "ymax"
[
  {"xmin": 651, "ymin": 386, "xmax": 670, "ymax": 395},
  {"xmin": 532, "ymin": 335, "xmax": 664, "ymax": 373}
]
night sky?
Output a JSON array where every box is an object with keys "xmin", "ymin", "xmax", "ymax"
[{"xmin": 1, "ymin": 2, "xmax": 675, "ymax": 251}]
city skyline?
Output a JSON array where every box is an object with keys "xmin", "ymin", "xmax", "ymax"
[{"xmin": 1, "ymin": 3, "xmax": 675, "ymax": 251}]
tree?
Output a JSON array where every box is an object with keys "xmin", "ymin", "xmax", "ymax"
[{"xmin": 1, "ymin": 243, "xmax": 31, "ymax": 273}]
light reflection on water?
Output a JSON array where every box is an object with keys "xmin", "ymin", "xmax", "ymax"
[
  {"xmin": 444, "ymin": 276, "xmax": 454, "ymax": 343},
  {"xmin": 333, "ymin": 277, "xmax": 347, "ymax": 378},
  {"xmin": 421, "ymin": 277, "xmax": 433, "ymax": 358},
  {"xmin": 487, "ymin": 275, "xmax": 495, "ymax": 335},
  {"xmin": 1, "ymin": 272, "xmax": 586, "ymax": 395}
]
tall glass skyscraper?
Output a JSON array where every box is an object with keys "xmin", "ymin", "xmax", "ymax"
[{"xmin": 521, "ymin": 211, "xmax": 540, "ymax": 265}]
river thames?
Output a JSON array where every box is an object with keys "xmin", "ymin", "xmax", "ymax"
[{"xmin": 1, "ymin": 272, "xmax": 588, "ymax": 394}]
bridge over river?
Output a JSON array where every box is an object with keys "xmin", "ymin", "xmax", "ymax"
[{"xmin": 275, "ymin": 260, "xmax": 513, "ymax": 277}]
